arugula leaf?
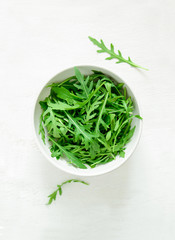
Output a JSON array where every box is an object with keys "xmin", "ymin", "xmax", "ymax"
[
  {"xmin": 85, "ymin": 97, "xmax": 102, "ymax": 122},
  {"xmin": 47, "ymin": 179, "xmax": 89, "ymax": 205},
  {"xmin": 43, "ymin": 107, "xmax": 60, "ymax": 138},
  {"xmin": 47, "ymin": 76, "xmax": 77, "ymax": 88},
  {"xmin": 89, "ymin": 36, "xmax": 148, "ymax": 70},
  {"xmin": 95, "ymin": 92, "xmax": 109, "ymax": 133},
  {"xmin": 47, "ymin": 190, "xmax": 58, "ymax": 205},
  {"xmin": 47, "ymin": 98, "xmax": 82, "ymax": 110},
  {"xmin": 49, "ymin": 136, "xmax": 87, "ymax": 169},
  {"xmin": 119, "ymin": 150, "xmax": 125, "ymax": 158},
  {"xmin": 65, "ymin": 112, "xmax": 96, "ymax": 142},
  {"xmin": 74, "ymin": 67, "xmax": 93, "ymax": 98},
  {"xmin": 135, "ymin": 115, "xmax": 143, "ymax": 120},
  {"xmin": 65, "ymin": 112, "xmax": 100, "ymax": 154},
  {"xmin": 106, "ymin": 130, "xmax": 111, "ymax": 141},
  {"xmin": 52, "ymin": 86, "xmax": 80, "ymax": 102}
]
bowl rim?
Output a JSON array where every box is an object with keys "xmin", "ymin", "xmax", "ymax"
[{"xmin": 33, "ymin": 65, "xmax": 143, "ymax": 176}]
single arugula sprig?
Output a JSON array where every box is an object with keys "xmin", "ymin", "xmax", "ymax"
[
  {"xmin": 89, "ymin": 36, "xmax": 148, "ymax": 71},
  {"xmin": 39, "ymin": 67, "xmax": 142, "ymax": 168},
  {"xmin": 47, "ymin": 179, "xmax": 89, "ymax": 205}
]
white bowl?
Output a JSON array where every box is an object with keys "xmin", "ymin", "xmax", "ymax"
[{"xmin": 33, "ymin": 65, "xmax": 142, "ymax": 176}]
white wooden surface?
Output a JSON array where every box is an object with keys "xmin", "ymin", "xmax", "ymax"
[{"xmin": 0, "ymin": 0, "xmax": 175, "ymax": 239}]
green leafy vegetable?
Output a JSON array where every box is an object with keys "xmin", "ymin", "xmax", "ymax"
[
  {"xmin": 74, "ymin": 67, "xmax": 93, "ymax": 98},
  {"xmin": 39, "ymin": 67, "xmax": 142, "ymax": 168},
  {"xmin": 89, "ymin": 36, "xmax": 148, "ymax": 71},
  {"xmin": 47, "ymin": 179, "xmax": 89, "ymax": 205},
  {"xmin": 49, "ymin": 136, "xmax": 87, "ymax": 169}
]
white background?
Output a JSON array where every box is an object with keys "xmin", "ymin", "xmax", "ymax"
[{"xmin": 0, "ymin": 0, "xmax": 175, "ymax": 239}]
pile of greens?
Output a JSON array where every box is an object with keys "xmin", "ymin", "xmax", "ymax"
[{"xmin": 39, "ymin": 67, "xmax": 141, "ymax": 169}]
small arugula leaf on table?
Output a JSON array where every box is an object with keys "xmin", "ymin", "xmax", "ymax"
[
  {"xmin": 47, "ymin": 179, "xmax": 89, "ymax": 205},
  {"xmin": 89, "ymin": 36, "xmax": 148, "ymax": 70},
  {"xmin": 47, "ymin": 190, "xmax": 58, "ymax": 205}
]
